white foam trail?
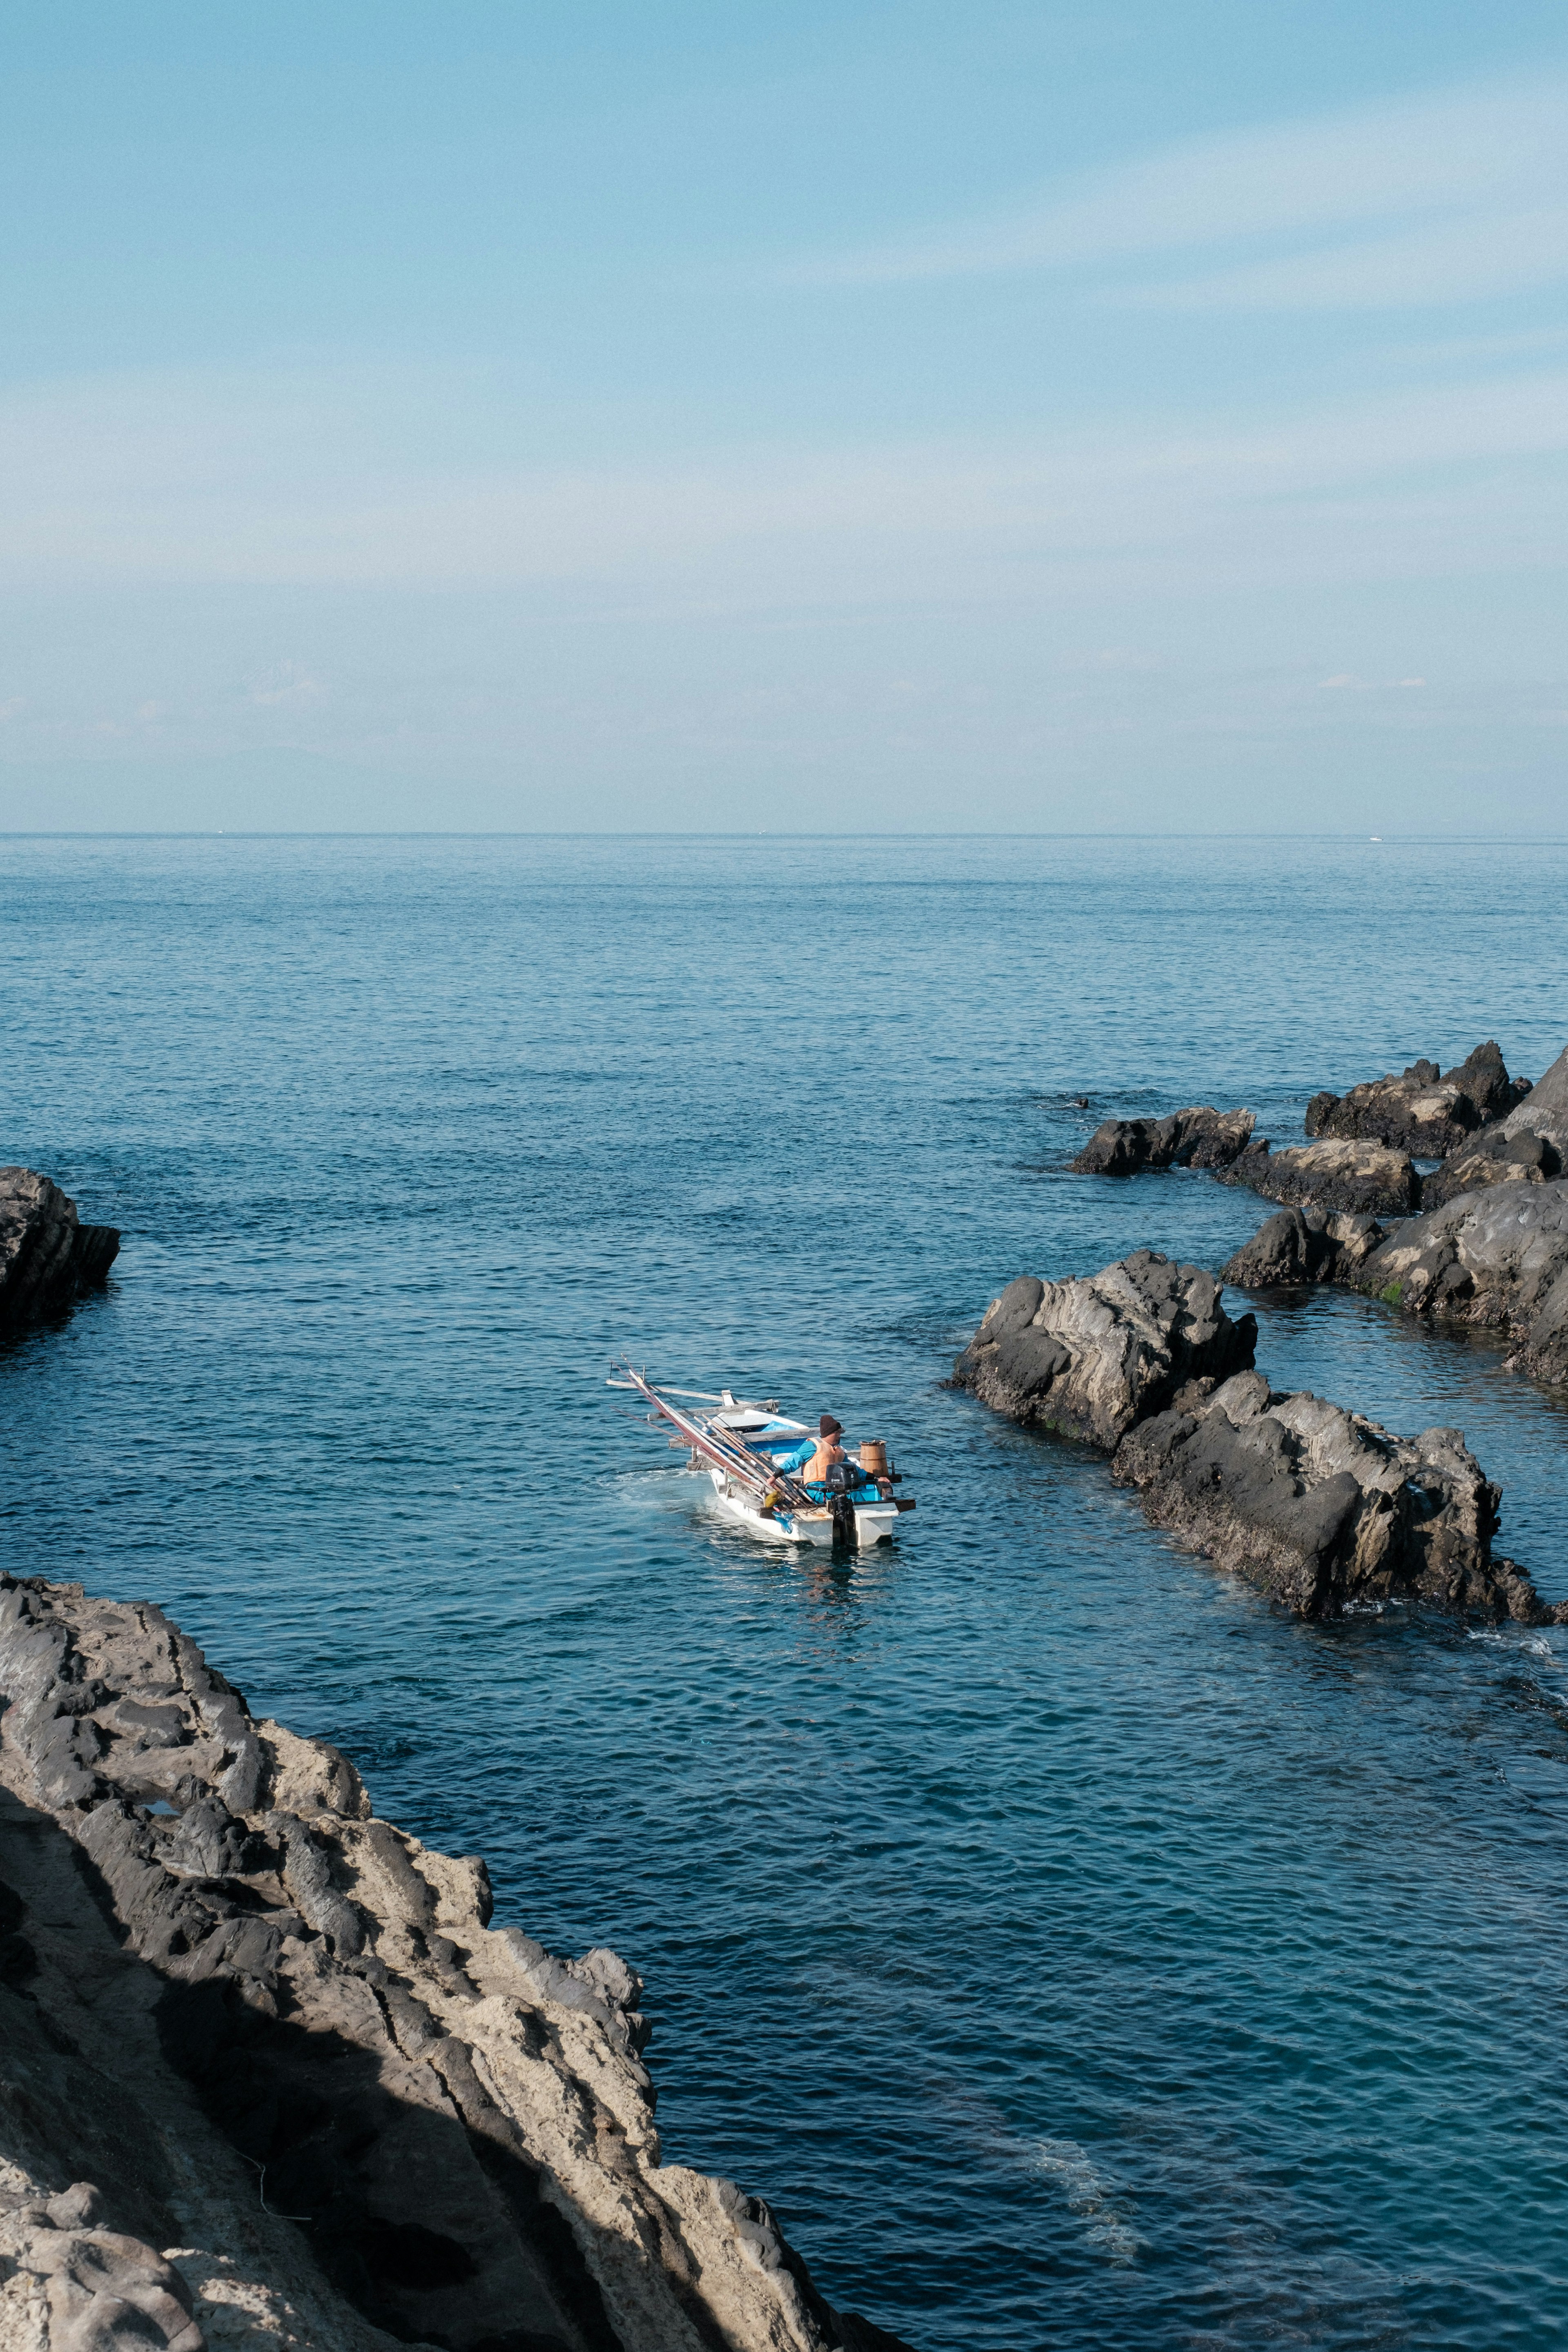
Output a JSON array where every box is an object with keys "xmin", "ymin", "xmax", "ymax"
[{"xmin": 1033, "ymin": 2138, "xmax": 1145, "ymax": 2265}]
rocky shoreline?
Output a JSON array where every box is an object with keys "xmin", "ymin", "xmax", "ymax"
[
  {"xmin": 954, "ymin": 1251, "xmax": 1563, "ymax": 1626},
  {"xmin": 0, "ymin": 1572, "xmax": 911, "ymax": 2352},
  {"xmin": 1222, "ymin": 1183, "xmax": 1568, "ymax": 1392},
  {"xmin": 1069, "ymin": 1040, "xmax": 1568, "ymax": 1396}
]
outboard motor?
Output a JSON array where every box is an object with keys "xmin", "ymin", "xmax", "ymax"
[{"xmin": 826, "ymin": 1459, "xmax": 855, "ymax": 1548}]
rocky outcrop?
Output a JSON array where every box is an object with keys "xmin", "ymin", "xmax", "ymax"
[
  {"xmin": 1220, "ymin": 1138, "xmax": 1419, "ymax": 1217},
  {"xmin": 0, "ymin": 2169, "xmax": 203, "ymax": 2352},
  {"xmin": 1304, "ymin": 1040, "xmax": 1531, "ymax": 1156},
  {"xmin": 1421, "ymin": 1125, "xmax": 1562, "ymax": 1210},
  {"xmin": 953, "ymin": 1250, "xmax": 1257, "ymax": 1446},
  {"xmin": 1111, "ymin": 1370, "xmax": 1560, "ymax": 1623},
  {"xmin": 1497, "ymin": 1040, "xmax": 1568, "ymax": 1152},
  {"xmin": 1071, "ymin": 1106, "xmax": 1254, "ymax": 1177},
  {"xmin": 0, "ymin": 1168, "xmax": 120, "ymax": 1330},
  {"xmin": 0, "ymin": 1576, "xmax": 912, "ymax": 2352},
  {"xmin": 1350, "ymin": 1180, "xmax": 1568, "ymax": 1390},
  {"xmin": 1219, "ymin": 1205, "xmax": 1385, "ymax": 1290}
]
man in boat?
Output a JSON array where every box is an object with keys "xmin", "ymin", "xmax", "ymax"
[
  {"xmin": 773, "ymin": 1414, "xmax": 842, "ymax": 1479},
  {"xmin": 775, "ymin": 1416, "xmax": 880, "ymax": 1494}
]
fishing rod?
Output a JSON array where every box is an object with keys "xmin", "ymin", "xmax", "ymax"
[{"xmin": 611, "ymin": 1361, "xmax": 811, "ymax": 1507}]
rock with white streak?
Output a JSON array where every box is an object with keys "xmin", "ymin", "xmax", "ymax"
[
  {"xmin": 953, "ymin": 1249, "xmax": 1257, "ymax": 1448},
  {"xmin": 1220, "ymin": 1137, "xmax": 1419, "ymax": 1218}
]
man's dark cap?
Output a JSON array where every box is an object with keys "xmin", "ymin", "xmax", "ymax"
[{"xmin": 819, "ymin": 1414, "xmax": 842, "ymax": 1435}]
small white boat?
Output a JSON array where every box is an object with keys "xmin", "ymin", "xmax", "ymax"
[{"xmin": 609, "ymin": 1365, "xmax": 913, "ymax": 1549}]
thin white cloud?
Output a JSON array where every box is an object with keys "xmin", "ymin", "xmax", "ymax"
[
  {"xmin": 2, "ymin": 357, "xmax": 1567, "ymax": 604},
  {"xmin": 788, "ymin": 67, "xmax": 1568, "ymax": 310}
]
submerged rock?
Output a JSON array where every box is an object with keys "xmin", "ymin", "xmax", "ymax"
[
  {"xmin": 0, "ymin": 1576, "xmax": 912, "ymax": 2352},
  {"xmin": 953, "ymin": 1250, "xmax": 1257, "ymax": 1447},
  {"xmin": 0, "ymin": 1168, "xmax": 120, "ymax": 1330},
  {"xmin": 1220, "ymin": 1138, "xmax": 1419, "ymax": 1218},
  {"xmin": 1071, "ymin": 1105, "xmax": 1255, "ymax": 1178},
  {"xmin": 1220, "ymin": 1205, "xmax": 1385, "ymax": 1289},
  {"xmin": 1351, "ymin": 1178, "xmax": 1568, "ymax": 1390},
  {"xmin": 1304, "ymin": 1040, "xmax": 1530, "ymax": 1156},
  {"xmin": 1111, "ymin": 1371, "xmax": 1559, "ymax": 1623}
]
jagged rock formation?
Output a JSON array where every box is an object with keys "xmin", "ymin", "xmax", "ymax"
[
  {"xmin": 1110, "ymin": 1371, "xmax": 1560, "ymax": 1624},
  {"xmin": 952, "ymin": 1251, "xmax": 1257, "ymax": 1447},
  {"xmin": 0, "ymin": 1576, "xmax": 912, "ymax": 2352},
  {"xmin": 1497, "ymin": 1040, "xmax": 1568, "ymax": 1152},
  {"xmin": 0, "ymin": 1168, "xmax": 120, "ymax": 1330},
  {"xmin": 1350, "ymin": 1180, "xmax": 1568, "ymax": 1390},
  {"xmin": 1219, "ymin": 1138, "xmax": 1419, "ymax": 1217},
  {"xmin": 1071, "ymin": 1106, "xmax": 1254, "ymax": 1178},
  {"xmin": 1304, "ymin": 1041, "xmax": 1531, "ymax": 1156},
  {"xmin": 956, "ymin": 1251, "xmax": 1559, "ymax": 1623},
  {"xmin": 1219, "ymin": 1206, "xmax": 1385, "ymax": 1290},
  {"xmin": 1420, "ymin": 1126, "xmax": 1562, "ymax": 1210},
  {"xmin": 1221, "ymin": 1179, "xmax": 1568, "ymax": 1393}
]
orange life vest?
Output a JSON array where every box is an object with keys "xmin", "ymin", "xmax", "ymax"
[{"xmin": 806, "ymin": 1437, "xmax": 844, "ymax": 1483}]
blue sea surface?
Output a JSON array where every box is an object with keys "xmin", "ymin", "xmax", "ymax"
[{"xmin": 4, "ymin": 834, "xmax": 1568, "ymax": 2351}]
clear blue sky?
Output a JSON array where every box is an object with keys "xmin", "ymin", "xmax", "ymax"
[{"xmin": 4, "ymin": 2, "xmax": 1566, "ymax": 831}]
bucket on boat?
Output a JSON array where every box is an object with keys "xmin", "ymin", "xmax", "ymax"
[{"xmin": 858, "ymin": 1439, "xmax": 888, "ymax": 1476}]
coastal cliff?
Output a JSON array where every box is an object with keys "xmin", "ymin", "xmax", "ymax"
[{"xmin": 0, "ymin": 1575, "xmax": 911, "ymax": 2352}]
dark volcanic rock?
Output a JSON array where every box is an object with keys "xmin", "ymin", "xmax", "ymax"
[
  {"xmin": 953, "ymin": 1250, "xmax": 1257, "ymax": 1446},
  {"xmin": 1221, "ymin": 1138, "xmax": 1419, "ymax": 1217},
  {"xmin": 1111, "ymin": 1370, "xmax": 1560, "ymax": 1624},
  {"xmin": 1072, "ymin": 1105, "xmax": 1254, "ymax": 1176},
  {"xmin": 1304, "ymin": 1040, "xmax": 1530, "ymax": 1156},
  {"xmin": 1497, "ymin": 1039, "xmax": 1568, "ymax": 1152},
  {"xmin": 1421, "ymin": 1125, "xmax": 1562, "ymax": 1210},
  {"xmin": 0, "ymin": 1576, "xmax": 911, "ymax": 2352},
  {"xmin": 1351, "ymin": 1178, "xmax": 1568, "ymax": 1390},
  {"xmin": 1221, "ymin": 1205, "xmax": 1385, "ymax": 1290},
  {"xmin": 0, "ymin": 1167, "xmax": 120, "ymax": 1330}
]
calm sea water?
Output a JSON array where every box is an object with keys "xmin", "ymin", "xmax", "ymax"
[{"xmin": 4, "ymin": 835, "xmax": 1568, "ymax": 2352}]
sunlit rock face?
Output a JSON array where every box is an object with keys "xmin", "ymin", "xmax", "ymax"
[
  {"xmin": 1219, "ymin": 1137, "xmax": 1420, "ymax": 1218},
  {"xmin": 954, "ymin": 1250, "xmax": 1258, "ymax": 1449},
  {"xmin": 1350, "ymin": 1178, "xmax": 1568, "ymax": 1392},
  {"xmin": 1304, "ymin": 1040, "xmax": 1531, "ymax": 1158}
]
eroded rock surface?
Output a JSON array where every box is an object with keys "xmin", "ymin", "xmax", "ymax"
[
  {"xmin": 1304, "ymin": 1041, "xmax": 1531, "ymax": 1156},
  {"xmin": 1220, "ymin": 1138, "xmax": 1419, "ymax": 1218},
  {"xmin": 1421, "ymin": 1125, "xmax": 1563, "ymax": 1210},
  {"xmin": 953, "ymin": 1250, "xmax": 1257, "ymax": 1446},
  {"xmin": 0, "ymin": 1168, "xmax": 120, "ymax": 1330},
  {"xmin": 0, "ymin": 1576, "xmax": 912, "ymax": 2352},
  {"xmin": 1071, "ymin": 1106, "xmax": 1255, "ymax": 1178},
  {"xmin": 1111, "ymin": 1371, "xmax": 1559, "ymax": 1622},
  {"xmin": 0, "ymin": 2166, "xmax": 204, "ymax": 2352},
  {"xmin": 1350, "ymin": 1179, "xmax": 1568, "ymax": 1390},
  {"xmin": 1497, "ymin": 1040, "xmax": 1568, "ymax": 1152},
  {"xmin": 1220, "ymin": 1206, "xmax": 1385, "ymax": 1290}
]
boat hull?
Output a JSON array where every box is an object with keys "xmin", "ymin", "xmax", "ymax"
[{"xmin": 706, "ymin": 1470, "xmax": 896, "ymax": 1548}]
